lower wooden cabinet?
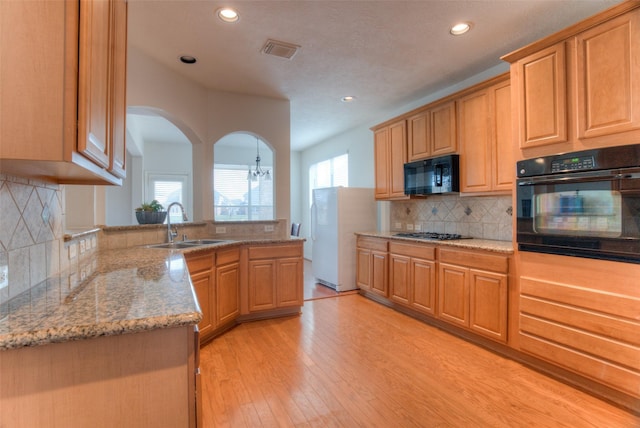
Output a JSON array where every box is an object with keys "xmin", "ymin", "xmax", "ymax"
[
  {"xmin": 389, "ymin": 241, "xmax": 436, "ymax": 316},
  {"xmin": 356, "ymin": 236, "xmax": 388, "ymax": 297},
  {"xmin": 216, "ymin": 249, "xmax": 240, "ymax": 326},
  {"xmin": 438, "ymin": 248, "xmax": 508, "ymax": 343},
  {"xmin": 186, "ymin": 248, "xmax": 240, "ymax": 343},
  {"xmin": 185, "ymin": 251, "xmax": 216, "ymax": 341},
  {"xmin": 247, "ymin": 243, "xmax": 303, "ymax": 313}
]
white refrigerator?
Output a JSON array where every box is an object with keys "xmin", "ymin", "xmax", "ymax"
[{"xmin": 311, "ymin": 187, "xmax": 377, "ymax": 291}]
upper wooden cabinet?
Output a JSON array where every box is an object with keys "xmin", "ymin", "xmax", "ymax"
[
  {"xmin": 459, "ymin": 75, "xmax": 513, "ymax": 193},
  {"xmin": 575, "ymin": 9, "xmax": 640, "ymax": 140},
  {"xmin": 0, "ymin": 0, "xmax": 127, "ymax": 185},
  {"xmin": 373, "ymin": 120, "xmax": 408, "ymax": 200},
  {"xmin": 407, "ymin": 100, "xmax": 457, "ymax": 161},
  {"xmin": 503, "ymin": 3, "xmax": 640, "ymax": 157}
]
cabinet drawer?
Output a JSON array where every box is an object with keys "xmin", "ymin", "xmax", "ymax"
[
  {"xmin": 357, "ymin": 236, "xmax": 388, "ymax": 252},
  {"xmin": 439, "ymin": 248, "xmax": 508, "ymax": 273},
  {"xmin": 216, "ymin": 248, "xmax": 240, "ymax": 265},
  {"xmin": 185, "ymin": 252, "xmax": 214, "ymax": 273},
  {"xmin": 249, "ymin": 244, "xmax": 302, "ymax": 260},
  {"xmin": 389, "ymin": 241, "xmax": 435, "ymax": 260}
]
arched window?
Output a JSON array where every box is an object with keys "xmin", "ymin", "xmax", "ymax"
[{"xmin": 213, "ymin": 134, "xmax": 274, "ymax": 221}]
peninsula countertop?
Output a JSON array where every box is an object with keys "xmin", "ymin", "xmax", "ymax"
[
  {"xmin": 0, "ymin": 237, "xmax": 304, "ymax": 351},
  {"xmin": 0, "ymin": 246, "xmax": 204, "ymax": 351},
  {"xmin": 355, "ymin": 231, "xmax": 514, "ymax": 254}
]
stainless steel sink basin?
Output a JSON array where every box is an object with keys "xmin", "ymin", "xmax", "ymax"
[
  {"xmin": 145, "ymin": 242, "xmax": 199, "ymax": 249},
  {"xmin": 183, "ymin": 239, "xmax": 228, "ymax": 245},
  {"xmin": 144, "ymin": 239, "xmax": 229, "ymax": 249}
]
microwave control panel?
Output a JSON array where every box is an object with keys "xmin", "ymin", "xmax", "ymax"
[{"xmin": 550, "ymin": 155, "xmax": 595, "ymax": 173}]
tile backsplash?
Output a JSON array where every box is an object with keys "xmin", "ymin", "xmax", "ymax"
[
  {"xmin": 0, "ymin": 175, "xmax": 66, "ymax": 304},
  {"xmin": 390, "ymin": 194, "xmax": 513, "ymax": 241}
]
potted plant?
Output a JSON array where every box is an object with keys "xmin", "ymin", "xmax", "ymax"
[{"xmin": 135, "ymin": 200, "xmax": 167, "ymax": 224}]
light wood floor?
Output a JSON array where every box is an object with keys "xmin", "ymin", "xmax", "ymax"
[{"xmin": 199, "ymin": 294, "xmax": 639, "ymax": 427}]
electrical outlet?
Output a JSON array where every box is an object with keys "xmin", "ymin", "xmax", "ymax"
[
  {"xmin": 91, "ymin": 237, "xmax": 96, "ymax": 248},
  {"xmin": 394, "ymin": 222, "xmax": 402, "ymax": 229},
  {"xmin": 0, "ymin": 264, "xmax": 8, "ymax": 290},
  {"xmin": 79, "ymin": 240, "xmax": 86, "ymax": 254},
  {"xmin": 264, "ymin": 225, "xmax": 274, "ymax": 232},
  {"xmin": 216, "ymin": 226, "xmax": 227, "ymax": 234},
  {"xmin": 69, "ymin": 244, "xmax": 77, "ymax": 260},
  {"xmin": 406, "ymin": 224, "xmax": 414, "ymax": 231},
  {"xmin": 414, "ymin": 224, "xmax": 422, "ymax": 231}
]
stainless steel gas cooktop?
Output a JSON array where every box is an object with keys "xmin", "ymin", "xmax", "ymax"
[{"xmin": 393, "ymin": 232, "xmax": 472, "ymax": 241}]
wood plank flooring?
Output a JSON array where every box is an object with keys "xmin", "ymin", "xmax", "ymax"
[{"xmin": 199, "ymin": 295, "xmax": 639, "ymax": 427}]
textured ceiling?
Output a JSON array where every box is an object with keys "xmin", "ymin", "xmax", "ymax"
[{"xmin": 127, "ymin": 0, "xmax": 619, "ymax": 151}]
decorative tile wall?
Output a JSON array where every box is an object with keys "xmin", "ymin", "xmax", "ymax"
[
  {"xmin": 0, "ymin": 175, "xmax": 66, "ymax": 304},
  {"xmin": 390, "ymin": 194, "xmax": 513, "ymax": 241}
]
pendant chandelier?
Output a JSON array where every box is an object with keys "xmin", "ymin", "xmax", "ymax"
[{"xmin": 248, "ymin": 137, "xmax": 271, "ymax": 181}]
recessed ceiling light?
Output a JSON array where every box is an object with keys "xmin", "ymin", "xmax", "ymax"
[
  {"xmin": 179, "ymin": 55, "xmax": 197, "ymax": 64},
  {"xmin": 450, "ymin": 22, "xmax": 472, "ymax": 36},
  {"xmin": 341, "ymin": 96, "xmax": 356, "ymax": 103},
  {"xmin": 217, "ymin": 7, "xmax": 239, "ymax": 23}
]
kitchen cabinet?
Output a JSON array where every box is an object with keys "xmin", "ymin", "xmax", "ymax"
[
  {"xmin": 389, "ymin": 241, "xmax": 437, "ymax": 316},
  {"xmin": 186, "ymin": 248, "xmax": 240, "ymax": 343},
  {"xmin": 458, "ymin": 75, "xmax": 513, "ymax": 193},
  {"xmin": 407, "ymin": 100, "xmax": 457, "ymax": 161},
  {"xmin": 373, "ymin": 120, "xmax": 408, "ymax": 200},
  {"xmin": 0, "ymin": 0, "xmax": 126, "ymax": 185},
  {"xmin": 215, "ymin": 248, "xmax": 240, "ymax": 326},
  {"xmin": 356, "ymin": 236, "xmax": 388, "ymax": 297},
  {"xmin": 247, "ymin": 243, "xmax": 303, "ymax": 313},
  {"xmin": 438, "ymin": 248, "xmax": 508, "ymax": 343},
  {"xmin": 518, "ymin": 252, "xmax": 640, "ymax": 400},
  {"xmin": 185, "ymin": 251, "xmax": 216, "ymax": 341},
  {"xmin": 504, "ymin": 4, "xmax": 640, "ymax": 157}
]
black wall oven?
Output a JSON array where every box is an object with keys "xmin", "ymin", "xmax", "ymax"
[{"xmin": 516, "ymin": 144, "xmax": 640, "ymax": 263}]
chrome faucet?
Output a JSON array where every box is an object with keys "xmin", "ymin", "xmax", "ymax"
[{"xmin": 166, "ymin": 202, "xmax": 189, "ymax": 243}]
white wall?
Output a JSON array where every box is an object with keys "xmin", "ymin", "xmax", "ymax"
[{"xmin": 101, "ymin": 47, "xmax": 290, "ymax": 225}]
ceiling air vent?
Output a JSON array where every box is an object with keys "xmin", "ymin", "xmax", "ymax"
[{"xmin": 261, "ymin": 39, "xmax": 300, "ymax": 60}]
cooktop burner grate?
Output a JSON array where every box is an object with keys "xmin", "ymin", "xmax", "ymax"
[{"xmin": 393, "ymin": 232, "xmax": 472, "ymax": 240}]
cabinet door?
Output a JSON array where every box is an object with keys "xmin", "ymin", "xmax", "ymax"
[
  {"xmin": 108, "ymin": 0, "xmax": 127, "ymax": 178},
  {"xmin": 190, "ymin": 270, "xmax": 215, "ymax": 339},
  {"xmin": 248, "ymin": 260, "xmax": 277, "ymax": 311},
  {"xmin": 371, "ymin": 251, "xmax": 388, "ymax": 297},
  {"xmin": 459, "ymin": 89, "xmax": 491, "ymax": 192},
  {"xmin": 389, "ymin": 120, "xmax": 408, "ymax": 198},
  {"xmin": 77, "ymin": 0, "xmax": 111, "ymax": 168},
  {"xmin": 430, "ymin": 101, "xmax": 457, "ymax": 155},
  {"xmin": 356, "ymin": 248, "xmax": 372, "ymax": 290},
  {"xmin": 411, "ymin": 258, "xmax": 436, "ymax": 316},
  {"xmin": 216, "ymin": 262, "xmax": 240, "ymax": 325},
  {"xmin": 469, "ymin": 269, "xmax": 508, "ymax": 342},
  {"xmin": 515, "ymin": 43, "xmax": 568, "ymax": 148},
  {"xmin": 389, "ymin": 254, "xmax": 410, "ymax": 305},
  {"xmin": 492, "ymin": 80, "xmax": 514, "ymax": 191},
  {"xmin": 408, "ymin": 112, "xmax": 430, "ymax": 161},
  {"xmin": 374, "ymin": 128, "xmax": 390, "ymax": 199},
  {"xmin": 438, "ymin": 263, "xmax": 469, "ymax": 327},
  {"xmin": 276, "ymin": 257, "xmax": 303, "ymax": 307},
  {"xmin": 576, "ymin": 9, "xmax": 640, "ymax": 140}
]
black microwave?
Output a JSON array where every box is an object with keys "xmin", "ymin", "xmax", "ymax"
[{"xmin": 404, "ymin": 154, "xmax": 460, "ymax": 195}]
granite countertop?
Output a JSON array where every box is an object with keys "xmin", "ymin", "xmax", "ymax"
[
  {"xmin": 0, "ymin": 237, "xmax": 304, "ymax": 351},
  {"xmin": 0, "ymin": 247, "xmax": 204, "ymax": 351},
  {"xmin": 356, "ymin": 231, "xmax": 514, "ymax": 254}
]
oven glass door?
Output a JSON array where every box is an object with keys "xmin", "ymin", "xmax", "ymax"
[{"xmin": 517, "ymin": 171, "xmax": 640, "ymax": 262}]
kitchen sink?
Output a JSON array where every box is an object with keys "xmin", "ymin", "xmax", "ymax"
[
  {"xmin": 182, "ymin": 239, "xmax": 228, "ymax": 245},
  {"xmin": 145, "ymin": 242, "xmax": 200, "ymax": 249},
  {"xmin": 144, "ymin": 239, "xmax": 229, "ymax": 249}
]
